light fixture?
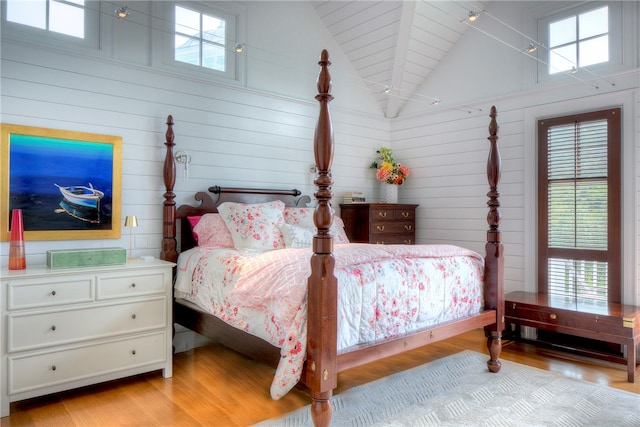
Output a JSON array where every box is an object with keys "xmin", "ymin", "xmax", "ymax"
[
  {"xmin": 234, "ymin": 43, "xmax": 245, "ymax": 53},
  {"xmin": 570, "ymin": 66, "xmax": 578, "ymax": 75},
  {"xmin": 115, "ymin": 6, "xmax": 129, "ymax": 19},
  {"xmin": 382, "ymin": 85, "xmax": 391, "ymax": 95},
  {"xmin": 468, "ymin": 11, "xmax": 478, "ymax": 22},
  {"xmin": 430, "ymin": 99, "xmax": 441, "ymax": 106},
  {"xmin": 526, "ymin": 43, "xmax": 537, "ymax": 53},
  {"xmin": 124, "ymin": 215, "xmax": 138, "ymax": 261}
]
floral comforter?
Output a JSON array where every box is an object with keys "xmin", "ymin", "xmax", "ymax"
[{"xmin": 174, "ymin": 243, "xmax": 484, "ymax": 399}]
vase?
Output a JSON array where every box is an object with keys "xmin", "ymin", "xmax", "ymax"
[
  {"xmin": 382, "ymin": 183, "xmax": 398, "ymax": 204},
  {"xmin": 9, "ymin": 209, "xmax": 26, "ymax": 270}
]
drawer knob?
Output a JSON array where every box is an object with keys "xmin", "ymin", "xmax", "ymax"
[
  {"xmin": 378, "ymin": 212, "xmax": 387, "ymax": 218},
  {"xmin": 376, "ymin": 225, "xmax": 385, "ymax": 232},
  {"xmin": 51, "ymin": 290, "xmax": 56, "ymax": 296},
  {"xmin": 51, "ymin": 325, "xmax": 56, "ymax": 331},
  {"xmin": 131, "ymin": 283, "xmax": 136, "ymax": 288},
  {"xmin": 401, "ymin": 212, "xmax": 409, "ymax": 218},
  {"xmin": 404, "ymin": 225, "xmax": 412, "ymax": 231},
  {"xmin": 132, "ymin": 350, "xmax": 137, "ymax": 355},
  {"xmin": 131, "ymin": 314, "xmax": 137, "ymax": 319},
  {"xmin": 549, "ymin": 314, "xmax": 557, "ymax": 320},
  {"xmin": 51, "ymin": 365, "xmax": 57, "ymax": 371}
]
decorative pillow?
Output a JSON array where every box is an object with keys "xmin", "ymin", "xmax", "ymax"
[
  {"xmin": 283, "ymin": 207, "xmax": 350, "ymax": 244},
  {"xmin": 217, "ymin": 200, "xmax": 286, "ymax": 251},
  {"xmin": 187, "ymin": 216, "xmax": 202, "ymax": 243},
  {"xmin": 279, "ymin": 223, "xmax": 315, "ymax": 248},
  {"xmin": 192, "ymin": 213, "xmax": 235, "ymax": 249}
]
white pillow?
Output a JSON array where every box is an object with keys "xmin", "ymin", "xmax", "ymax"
[
  {"xmin": 217, "ymin": 200, "xmax": 286, "ymax": 252},
  {"xmin": 282, "ymin": 207, "xmax": 350, "ymax": 244},
  {"xmin": 279, "ymin": 223, "xmax": 315, "ymax": 248}
]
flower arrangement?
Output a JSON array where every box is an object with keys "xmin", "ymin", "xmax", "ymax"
[{"xmin": 370, "ymin": 147, "xmax": 410, "ymax": 185}]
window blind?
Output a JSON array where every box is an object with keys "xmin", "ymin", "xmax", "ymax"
[{"xmin": 538, "ymin": 108, "xmax": 621, "ymax": 303}]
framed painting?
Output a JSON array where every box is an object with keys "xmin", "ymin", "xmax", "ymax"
[{"xmin": 1, "ymin": 124, "xmax": 122, "ymax": 241}]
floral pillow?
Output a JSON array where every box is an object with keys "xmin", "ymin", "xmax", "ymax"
[
  {"xmin": 279, "ymin": 223, "xmax": 315, "ymax": 248},
  {"xmin": 283, "ymin": 207, "xmax": 350, "ymax": 244},
  {"xmin": 191, "ymin": 214, "xmax": 235, "ymax": 249},
  {"xmin": 217, "ymin": 200, "xmax": 287, "ymax": 252}
]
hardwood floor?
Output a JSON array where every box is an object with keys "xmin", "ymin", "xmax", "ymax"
[{"xmin": 2, "ymin": 328, "xmax": 638, "ymax": 426}]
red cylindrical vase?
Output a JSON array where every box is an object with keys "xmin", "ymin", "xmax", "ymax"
[{"xmin": 8, "ymin": 209, "xmax": 26, "ymax": 270}]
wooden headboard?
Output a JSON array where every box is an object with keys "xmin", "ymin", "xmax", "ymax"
[{"xmin": 174, "ymin": 186, "xmax": 311, "ymax": 254}]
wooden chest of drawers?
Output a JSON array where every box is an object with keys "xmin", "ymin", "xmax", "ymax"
[
  {"xmin": 339, "ymin": 203, "xmax": 418, "ymax": 244},
  {"xmin": 0, "ymin": 260, "xmax": 175, "ymax": 417}
]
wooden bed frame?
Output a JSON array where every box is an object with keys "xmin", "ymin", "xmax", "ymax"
[{"xmin": 160, "ymin": 49, "xmax": 504, "ymax": 427}]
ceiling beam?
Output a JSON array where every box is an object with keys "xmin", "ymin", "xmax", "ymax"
[{"xmin": 385, "ymin": 1, "xmax": 416, "ymax": 118}]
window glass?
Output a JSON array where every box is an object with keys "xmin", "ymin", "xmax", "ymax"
[
  {"xmin": 579, "ymin": 6, "xmax": 608, "ymax": 39},
  {"xmin": 6, "ymin": 0, "xmax": 85, "ymax": 39},
  {"xmin": 174, "ymin": 4, "xmax": 227, "ymax": 72},
  {"xmin": 547, "ymin": 5, "xmax": 609, "ymax": 74}
]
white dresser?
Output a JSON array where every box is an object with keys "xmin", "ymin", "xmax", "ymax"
[{"xmin": 0, "ymin": 259, "xmax": 174, "ymax": 417}]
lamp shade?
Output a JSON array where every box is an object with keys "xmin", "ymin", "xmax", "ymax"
[{"xmin": 124, "ymin": 215, "xmax": 138, "ymax": 227}]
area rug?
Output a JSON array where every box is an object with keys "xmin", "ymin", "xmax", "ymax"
[{"xmin": 256, "ymin": 350, "xmax": 640, "ymax": 426}]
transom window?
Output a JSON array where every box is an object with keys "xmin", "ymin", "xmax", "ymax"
[
  {"xmin": 548, "ymin": 6, "xmax": 609, "ymax": 74},
  {"xmin": 174, "ymin": 5, "xmax": 226, "ymax": 72},
  {"xmin": 5, "ymin": 0, "xmax": 85, "ymax": 39}
]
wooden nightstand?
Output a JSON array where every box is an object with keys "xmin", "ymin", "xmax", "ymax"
[
  {"xmin": 0, "ymin": 259, "xmax": 175, "ymax": 417},
  {"xmin": 339, "ymin": 203, "xmax": 418, "ymax": 244}
]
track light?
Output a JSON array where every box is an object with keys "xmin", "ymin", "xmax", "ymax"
[
  {"xmin": 382, "ymin": 85, "xmax": 391, "ymax": 95},
  {"xmin": 526, "ymin": 43, "xmax": 537, "ymax": 53},
  {"xmin": 468, "ymin": 11, "xmax": 478, "ymax": 22},
  {"xmin": 234, "ymin": 43, "xmax": 245, "ymax": 53},
  {"xmin": 115, "ymin": 6, "xmax": 129, "ymax": 19},
  {"xmin": 570, "ymin": 66, "xmax": 578, "ymax": 74}
]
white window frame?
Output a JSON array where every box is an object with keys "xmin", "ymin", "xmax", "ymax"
[
  {"xmin": 530, "ymin": 1, "xmax": 635, "ymax": 85},
  {"xmin": 153, "ymin": 1, "xmax": 246, "ymax": 85},
  {"xmin": 1, "ymin": 0, "xmax": 100, "ymax": 52}
]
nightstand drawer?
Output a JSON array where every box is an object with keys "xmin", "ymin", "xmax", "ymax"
[
  {"xmin": 97, "ymin": 271, "xmax": 167, "ymax": 300},
  {"xmin": 8, "ymin": 332, "xmax": 166, "ymax": 395},
  {"xmin": 7, "ymin": 277, "xmax": 94, "ymax": 310},
  {"xmin": 8, "ymin": 297, "xmax": 167, "ymax": 352},
  {"xmin": 370, "ymin": 222, "xmax": 414, "ymax": 235}
]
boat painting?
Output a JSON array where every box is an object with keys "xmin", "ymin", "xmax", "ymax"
[{"xmin": 55, "ymin": 183, "xmax": 104, "ymax": 223}]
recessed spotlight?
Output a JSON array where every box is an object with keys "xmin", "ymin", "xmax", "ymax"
[{"xmin": 115, "ymin": 6, "xmax": 129, "ymax": 19}]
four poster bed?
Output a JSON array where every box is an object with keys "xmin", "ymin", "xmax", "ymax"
[{"xmin": 160, "ymin": 49, "xmax": 505, "ymax": 427}]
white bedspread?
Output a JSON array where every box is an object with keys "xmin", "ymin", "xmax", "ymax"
[{"xmin": 174, "ymin": 243, "xmax": 484, "ymax": 398}]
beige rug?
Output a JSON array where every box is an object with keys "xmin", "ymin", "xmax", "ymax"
[{"xmin": 257, "ymin": 350, "xmax": 640, "ymax": 426}]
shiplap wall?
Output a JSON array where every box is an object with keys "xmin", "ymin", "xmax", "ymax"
[
  {"xmin": 394, "ymin": 0, "xmax": 640, "ymax": 302},
  {"xmin": 0, "ymin": 1, "xmax": 389, "ymax": 267}
]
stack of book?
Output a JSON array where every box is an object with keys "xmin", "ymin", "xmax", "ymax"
[{"xmin": 343, "ymin": 191, "xmax": 365, "ymax": 204}]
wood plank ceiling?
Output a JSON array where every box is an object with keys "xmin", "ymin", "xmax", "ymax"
[{"xmin": 311, "ymin": 1, "xmax": 490, "ymax": 118}]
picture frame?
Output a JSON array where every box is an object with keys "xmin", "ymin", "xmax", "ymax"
[{"xmin": 1, "ymin": 124, "xmax": 122, "ymax": 241}]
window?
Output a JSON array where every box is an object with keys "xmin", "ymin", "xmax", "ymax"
[
  {"xmin": 174, "ymin": 5, "xmax": 226, "ymax": 72},
  {"xmin": 548, "ymin": 6, "xmax": 608, "ymax": 74},
  {"xmin": 537, "ymin": 109, "xmax": 621, "ymax": 303},
  {"xmin": 5, "ymin": 0, "xmax": 85, "ymax": 39}
]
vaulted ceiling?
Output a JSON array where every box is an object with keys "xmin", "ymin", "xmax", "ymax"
[{"xmin": 311, "ymin": 1, "xmax": 490, "ymax": 117}]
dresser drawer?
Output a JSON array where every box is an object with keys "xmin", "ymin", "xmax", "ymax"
[
  {"xmin": 8, "ymin": 297, "xmax": 167, "ymax": 352},
  {"xmin": 370, "ymin": 235, "xmax": 414, "ymax": 245},
  {"xmin": 97, "ymin": 270, "xmax": 167, "ymax": 300},
  {"xmin": 370, "ymin": 222, "xmax": 414, "ymax": 235},
  {"xmin": 370, "ymin": 208, "xmax": 394, "ymax": 220},
  {"xmin": 7, "ymin": 277, "xmax": 94, "ymax": 310},
  {"xmin": 7, "ymin": 331, "xmax": 166, "ymax": 395}
]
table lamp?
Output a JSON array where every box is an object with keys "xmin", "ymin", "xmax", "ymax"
[{"xmin": 124, "ymin": 215, "xmax": 138, "ymax": 261}]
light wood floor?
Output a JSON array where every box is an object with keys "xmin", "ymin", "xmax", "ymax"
[{"xmin": 2, "ymin": 329, "xmax": 639, "ymax": 426}]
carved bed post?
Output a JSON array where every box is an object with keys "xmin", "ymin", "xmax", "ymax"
[
  {"xmin": 484, "ymin": 106, "xmax": 504, "ymax": 372},
  {"xmin": 161, "ymin": 115, "xmax": 178, "ymax": 263},
  {"xmin": 306, "ymin": 49, "xmax": 338, "ymax": 427}
]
